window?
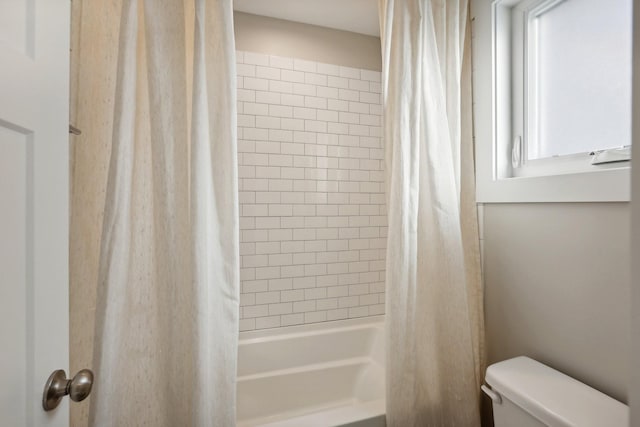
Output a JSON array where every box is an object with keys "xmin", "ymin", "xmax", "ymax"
[
  {"xmin": 510, "ymin": 0, "xmax": 632, "ymax": 178},
  {"xmin": 471, "ymin": 0, "xmax": 632, "ymax": 202}
]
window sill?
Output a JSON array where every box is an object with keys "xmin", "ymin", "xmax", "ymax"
[
  {"xmin": 513, "ymin": 153, "xmax": 630, "ymax": 179},
  {"xmin": 476, "ymin": 166, "xmax": 630, "ymax": 203}
]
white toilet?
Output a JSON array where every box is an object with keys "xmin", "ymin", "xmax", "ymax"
[{"xmin": 482, "ymin": 356, "xmax": 628, "ymax": 427}]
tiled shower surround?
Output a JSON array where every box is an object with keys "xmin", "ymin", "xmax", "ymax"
[{"xmin": 236, "ymin": 51, "xmax": 386, "ymax": 331}]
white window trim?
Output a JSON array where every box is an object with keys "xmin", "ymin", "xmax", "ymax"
[{"xmin": 471, "ymin": 0, "xmax": 631, "ymax": 203}]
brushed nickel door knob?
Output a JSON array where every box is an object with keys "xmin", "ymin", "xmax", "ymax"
[{"xmin": 42, "ymin": 368, "xmax": 94, "ymax": 411}]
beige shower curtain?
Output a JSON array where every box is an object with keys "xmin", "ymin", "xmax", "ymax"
[
  {"xmin": 379, "ymin": 0, "xmax": 485, "ymax": 425},
  {"xmin": 70, "ymin": 0, "xmax": 238, "ymax": 425}
]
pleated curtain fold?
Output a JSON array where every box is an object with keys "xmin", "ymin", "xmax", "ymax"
[
  {"xmin": 379, "ymin": 0, "xmax": 486, "ymax": 425},
  {"xmin": 87, "ymin": 1, "xmax": 239, "ymax": 425}
]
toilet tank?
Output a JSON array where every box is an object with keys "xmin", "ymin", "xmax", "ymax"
[{"xmin": 483, "ymin": 357, "xmax": 628, "ymax": 427}]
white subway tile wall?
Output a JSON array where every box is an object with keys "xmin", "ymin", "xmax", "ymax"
[{"xmin": 236, "ymin": 51, "xmax": 387, "ymax": 331}]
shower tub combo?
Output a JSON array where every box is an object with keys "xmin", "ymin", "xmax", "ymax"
[{"xmin": 236, "ymin": 316, "xmax": 386, "ymax": 427}]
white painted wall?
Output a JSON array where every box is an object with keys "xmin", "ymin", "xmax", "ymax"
[
  {"xmin": 234, "ymin": 12, "xmax": 382, "ymax": 71},
  {"xmin": 234, "ymin": 0, "xmax": 380, "ymax": 37},
  {"xmin": 483, "ymin": 202, "xmax": 630, "ymax": 404}
]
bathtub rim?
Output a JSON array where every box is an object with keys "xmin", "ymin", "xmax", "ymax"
[{"xmin": 239, "ymin": 315, "xmax": 385, "ymax": 344}]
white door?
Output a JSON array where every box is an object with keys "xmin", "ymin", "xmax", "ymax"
[{"xmin": 0, "ymin": 0, "xmax": 71, "ymax": 426}]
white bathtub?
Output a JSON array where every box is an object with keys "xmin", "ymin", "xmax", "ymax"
[{"xmin": 236, "ymin": 316, "xmax": 386, "ymax": 427}]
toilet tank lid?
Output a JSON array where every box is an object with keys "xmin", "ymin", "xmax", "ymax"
[{"xmin": 485, "ymin": 357, "xmax": 628, "ymax": 427}]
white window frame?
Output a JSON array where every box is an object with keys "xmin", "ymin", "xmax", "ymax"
[{"xmin": 471, "ymin": 0, "xmax": 631, "ymax": 203}]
